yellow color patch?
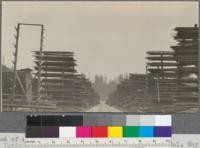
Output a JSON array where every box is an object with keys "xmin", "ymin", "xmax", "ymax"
[{"xmin": 108, "ymin": 126, "xmax": 123, "ymax": 138}]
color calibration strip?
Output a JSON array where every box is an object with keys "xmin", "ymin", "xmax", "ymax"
[
  {"xmin": 26, "ymin": 126, "xmax": 171, "ymax": 138},
  {"xmin": 26, "ymin": 115, "xmax": 171, "ymax": 138}
]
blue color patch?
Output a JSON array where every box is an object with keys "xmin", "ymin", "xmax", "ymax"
[{"xmin": 139, "ymin": 126, "xmax": 154, "ymax": 137}]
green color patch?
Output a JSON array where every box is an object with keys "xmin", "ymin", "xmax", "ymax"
[{"xmin": 123, "ymin": 126, "xmax": 139, "ymax": 137}]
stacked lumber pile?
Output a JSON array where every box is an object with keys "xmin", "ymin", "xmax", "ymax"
[
  {"xmin": 171, "ymin": 26, "xmax": 198, "ymax": 111},
  {"xmin": 2, "ymin": 69, "xmax": 57, "ymax": 111},
  {"xmin": 33, "ymin": 51, "xmax": 100, "ymax": 111},
  {"xmin": 107, "ymin": 74, "xmax": 148, "ymax": 112},
  {"xmin": 107, "ymin": 25, "xmax": 199, "ymax": 113}
]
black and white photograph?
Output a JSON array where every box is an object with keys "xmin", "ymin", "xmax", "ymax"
[{"xmin": 1, "ymin": 1, "xmax": 199, "ymax": 112}]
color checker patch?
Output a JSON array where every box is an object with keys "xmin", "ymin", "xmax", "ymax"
[
  {"xmin": 42, "ymin": 126, "xmax": 59, "ymax": 138},
  {"xmin": 76, "ymin": 126, "xmax": 91, "ymax": 138},
  {"xmin": 139, "ymin": 126, "xmax": 154, "ymax": 137},
  {"xmin": 123, "ymin": 126, "xmax": 139, "ymax": 137},
  {"xmin": 59, "ymin": 127, "xmax": 76, "ymax": 138},
  {"xmin": 92, "ymin": 126, "xmax": 108, "ymax": 138},
  {"xmin": 154, "ymin": 126, "xmax": 172, "ymax": 137},
  {"xmin": 108, "ymin": 126, "xmax": 123, "ymax": 138}
]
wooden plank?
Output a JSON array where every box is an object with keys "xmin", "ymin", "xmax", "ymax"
[
  {"xmin": 39, "ymin": 73, "xmax": 75, "ymax": 77},
  {"xmin": 147, "ymin": 51, "xmax": 174, "ymax": 55},
  {"xmin": 34, "ymin": 61, "xmax": 76, "ymax": 66},
  {"xmin": 171, "ymin": 45, "xmax": 197, "ymax": 50},
  {"xmin": 3, "ymin": 103, "xmax": 57, "ymax": 110},
  {"xmin": 34, "ymin": 66, "xmax": 76, "ymax": 72},
  {"xmin": 174, "ymin": 50, "xmax": 198, "ymax": 55},
  {"xmin": 174, "ymin": 32, "xmax": 198, "ymax": 40},
  {"xmin": 41, "ymin": 79, "xmax": 74, "ymax": 83},
  {"xmin": 148, "ymin": 78, "xmax": 198, "ymax": 83},
  {"xmin": 174, "ymin": 27, "xmax": 198, "ymax": 31},
  {"xmin": 33, "ymin": 51, "xmax": 74, "ymax": 55},
  {"xmin": 146, "ymin": 56, "xmax": 175, "ymax": 61},
  {"xmin": 34, "ymin": 56, "xmax": 75, "ymax": 61},
  {"xmin": 147, "ymin": 62, "xmax": 178, "ymax": 66},
  {"xmin": 151, "ymin": 87, "xmax": 198, "ymax": 92}
]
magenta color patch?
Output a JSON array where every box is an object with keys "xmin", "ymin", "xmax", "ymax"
[{"xmin": 76, "ymin": 126, "xmax": 92, "ymax": 138}]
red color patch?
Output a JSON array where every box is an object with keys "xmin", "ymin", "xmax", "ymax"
[{"xmin": 92, "ymin": 126, "xmax": 108, "ymax": 138}]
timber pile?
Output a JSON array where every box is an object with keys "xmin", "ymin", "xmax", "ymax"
[
  {"xmin": 171, "ymin": 26, "xmax": 198, "ymax": 111},
  {"xmin": 2, "ymin": 72, "xmax": 13, "ymax": 95},
  {"xmin": 2, "ymin": 51, "xmax": 99, "ymax": 112},
  {"xmin": 2, "ymin": 69, "xmax": 57, "ymax": 112},
  {"xmin": 107, "ymin": 25, "xmax": 199, "ymax": 113},
  {"xmin": 146, "ymin": 51, "xmax": 177, "ymax": 106},
  {"xmin": 107, "ymin": 74, "xmax": 148, "ymax": 112},
  {"xmin": 33, "ymin": 51, "xmax": 100, "ymax": 111},
  {"xmin": 146, "ymin": 25, "xmax": 199, "ymax": 112}
]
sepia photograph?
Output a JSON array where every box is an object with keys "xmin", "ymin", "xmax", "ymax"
[{"xmin": 1, "ymin": 1, "xmax": 199, "ymax": 112}]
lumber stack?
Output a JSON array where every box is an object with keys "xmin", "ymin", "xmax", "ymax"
[
  {"xmin": 171, "ymin": 26, "xmax": 198, "ymax": 110},
  {"xmin": 2, "ymin": 69, "xmax": 57, "ymax": 112},
  {"xmin": 107, "ymin": 25, "xmax": 199, "ymax": 113},
  {"xmin": 107, "ymin": 74, "xmax": 148, "ymax": 112},
  {"xmin": 146, "ymin": 51, "xmax": 177, "ymax": 105},
  {"xmin": 33, "ymin": 51, "xmax": 100, "ymax": 111}
]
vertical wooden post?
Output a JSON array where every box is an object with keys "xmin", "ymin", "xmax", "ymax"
[
  {"xmin": 37, "ymin": 25, "xmax": 44, "ymax": 101},
  {"xmin": 156, "ymin": 71, "xmax": 160, "ymax": 103},
  {"xmin": 11, "ymin": 24, "xmax": 20, "ymax": 110},
  {"xmin": 161, "ymin": 54, "xmax": 164, "ymax": 80},
  {"xmin": 145, "ymin": 65, "xmax": 148, "ymax": 96}
]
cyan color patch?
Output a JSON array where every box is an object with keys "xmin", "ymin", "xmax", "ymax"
[{"xmin": 139, "ymin": 126, "xmax": 154, "ymax": 137}]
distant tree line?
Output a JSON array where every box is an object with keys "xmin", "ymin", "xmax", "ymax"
[{"xmin": 92, "ymin": 74, "xmax": 127, "ymax": 101}]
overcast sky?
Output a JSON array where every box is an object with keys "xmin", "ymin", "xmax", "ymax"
[{"xmin": 2, "ymin": 1, "xmax": 198, "ymax": 81}]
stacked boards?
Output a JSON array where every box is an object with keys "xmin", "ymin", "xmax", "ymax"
[
  {"xmin": 33, "ymin": 51, "xmax": 100, "ymax": 112},
  {"xmin": 2, "ymin": 69, "xmax": 57, "ymax": 111},
  {"xmin": 171, "ymin": 26, "xmax": 198, "ymax": 110},
  {"xmin": 147, "ymin": 26, "xmax": 198, "ymax": 112},
  {"xmin": 146, "ymin": 51, "xmax": 177, "ymax": 105},
  {"xmin": 107, "ymin": 74, "xmax": 148, "ymax": 112},
  {"xmin": 107, "ymin": 25, "xmax": 199, "ymax": 113}
]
